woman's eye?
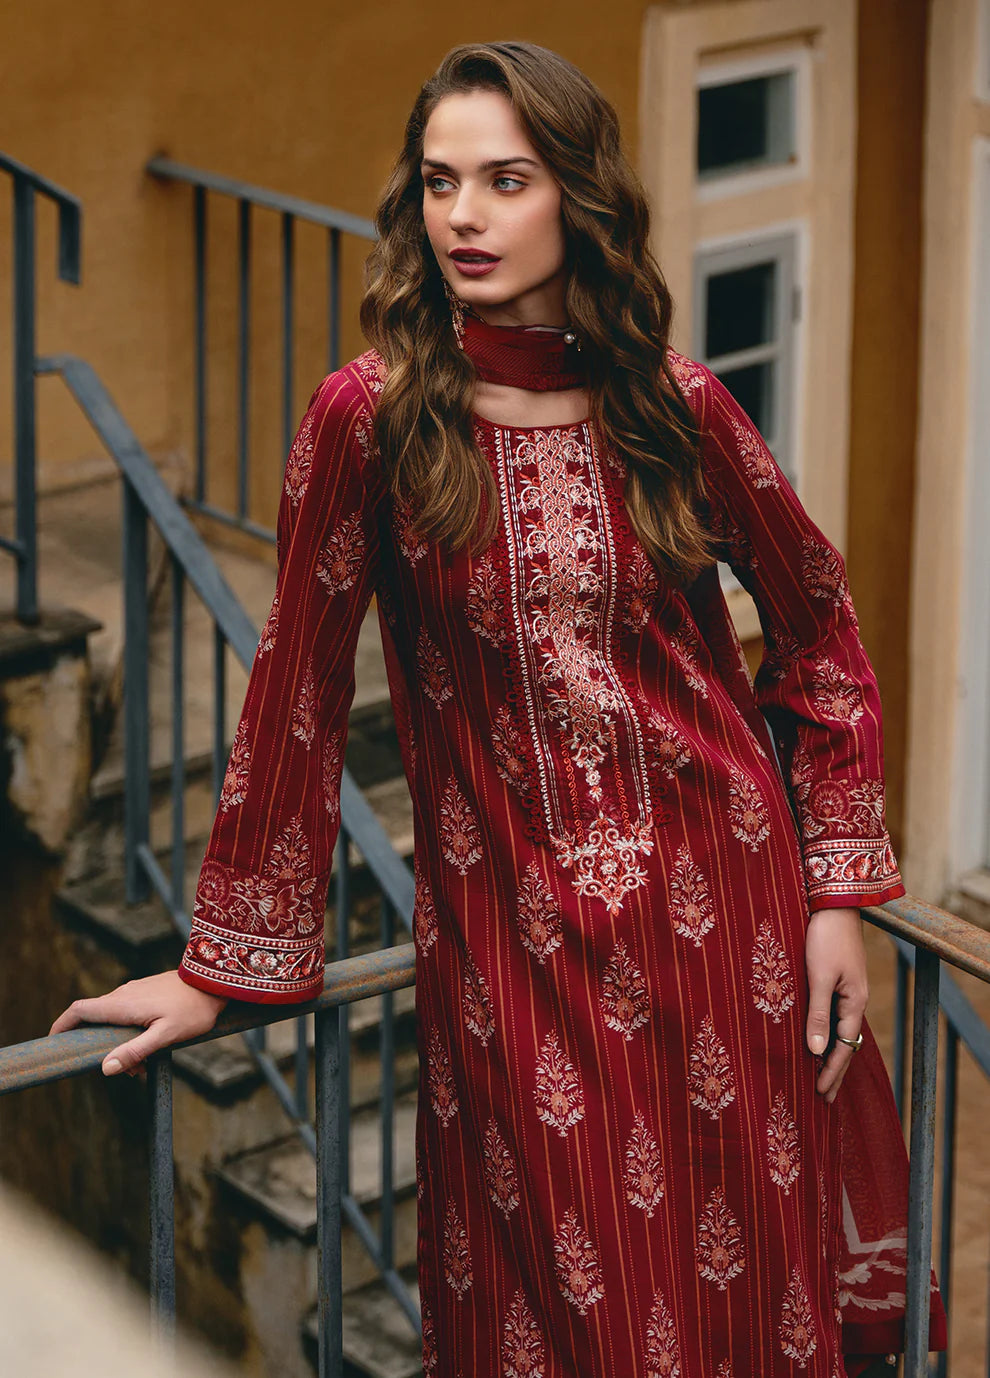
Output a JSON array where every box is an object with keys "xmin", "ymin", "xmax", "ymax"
[
  {"xmin": 493, "ymin": 175, "xmax": 524, "ymax": 191},
  {"xmin": 425, "ymin": 175, "xmax": 454, "ymax": 193}
]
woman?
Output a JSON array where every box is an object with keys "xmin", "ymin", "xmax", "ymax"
[{"xmin": 51, "ymin": 41, "xmax": 945, "ymax": 1377}]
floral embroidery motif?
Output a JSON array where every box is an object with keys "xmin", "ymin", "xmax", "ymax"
[
  {"xmin": 413, "ymin": 860, "xmax": 439, "ymax": 956},
  {"xmin": 688, "ymin": 1015, "xmax": 736, "ymax": 1119},
  {"xmin": 421, "ymin": 1297, "xmax": 438, "ymax": 1374},
  {"xmin": 515, "ymin": 862, "xmax": 563, "ymax": 964},
  {"xmin": 646, "ymin": 712, "xmax": 693, "ymax": 779},
  {"xmin": 291, "ymin": 654, "xmax": 317, "ymax": 749},
  {"xmin": 427, "ymin": 1028, "xmax": 458, "ymax": 1126},
  {"xmin": 482, "ymin": 1118, "xmax": 520, "ymax": 1218},
  {"xmin": 715, "ymin": 1363, "xmax": 734, "ymax": 1378},
  {"xmin": 763, "ymin": 627, "xmax": 802, "ymax": 681},
  {"xmin": 316, "ymin": 514, "xmax": 365, "ymax": 594},
  {"xmin": 465, "ymin": 552, "xmax": 506, "ymax": 644},
  {"xmin": 766, "ymin": 1091, "xmax": 801, "ymax": 1193},
  {"xmin": 624, "ymin": 1110, "xmax": 665, "ymax": 1216},
  {"xmin": 801, "ymin": 537, "xmax": 849, "ymax": 606},
  {"xmin": 727, "ymin": 769, "xmax": 770, "ymax": 851},
  {"xmin": 731, "ymin": 414, "xmax": 780, "ymax": 488},
  {"xmin": 669, "ymin": 844, "xmax": 716, "ymax": 946},
  {"xmin": 257, "ymin": 594, "xmax": 279, "ymax": 655},
  {"xmin": 502, "ymin": 1289, "xmax": 546, "ymax": 1378},
  {"xmin": 644, "ymin": 1289, "xmax": 680, "ymax": 1377},
  {"xmin": 622, "ymin": 547, "xmax": 662, "ymax": 630},
  {"xmin": 534, "ymin": 1029, "xmax": 585, "ymax": 1136},
  {"xmin": 553, "ymin": 1208, "xmax": 604, "ymax": 1314},
  {"xmin": 812, "ymin": 657, "xmax": 865, "ymax": 725},
  {"xmin": 779, "ymin": 1267, "xmax": 817, "ymax": 1365},
  {"xmin": 491, "ymin": 704, "xmax": 532, "ymax": 797},
  {"xmin": 417, "ymin": 628, "xmax": 453, "ymax": 709},
  {"xmin": 804, "ymin": 835, "xmax": 902, "ymax": 901},
  {"xmin": 219, "ymin": 720, "xmax": 251, "ymax": 811},
  {"xmin": 442, "ymin": 1199, "xmax": 473, "ymax": 1295},
  {"xmin": 463, "ymin": 950, "xmax": 495, "ymax": 1046},
  {"xmin": 394, "ymin": 494, "xmax": 429, "ymax": 564},
  {"xmin": 439, "ymin": 776, "xmax": 483, "ymax": 873},
  {"xmin": 283, "ymin": 406, "xmax": 315, "ymax": 506},
  {"xmin": 751, "ymin": 922, "xmax": 796, "ymax": 1022},
  {"xmin": 601, "ymin": 939, "xmax": 651, "ymax": 1040},
  {"xmin": 553, "ymin": 816, "xmax": 656, "ymax": 916},
  {"xmin": 321, "ymin": 729, "xmax": 344, "ymax": 824},
  {"xmin": 670, "ymin": 625, "xmax": 709, "ymax": 698},
  {"xmin": 696, "ymin": 1186, "xmax": 745, "ymax": 1290},
  {"xmin": 268, "ymin": 814, "xmax": 312, "ymax": 880},
  {"xmin": 667, "ymin": 349, "xmax": 707, "ymax": 396}
]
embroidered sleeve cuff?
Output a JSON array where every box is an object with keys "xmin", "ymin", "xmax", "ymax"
[
  {"xmin": 177, "ymin": 859, "xmax": 328, "ymax": 1004},
  {"xmin": 802, "ymin": 835, "xmax": 905, "ymax": 912}
]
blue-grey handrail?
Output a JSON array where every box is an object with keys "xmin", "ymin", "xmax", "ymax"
[{"xmin": 1, "ymin": 152, "xmax": 82, "ymax": 623}]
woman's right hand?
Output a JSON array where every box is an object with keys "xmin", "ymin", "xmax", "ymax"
[{"xmin": 48, "ymin": 970, "xmax": 229, "ymax": 1077}]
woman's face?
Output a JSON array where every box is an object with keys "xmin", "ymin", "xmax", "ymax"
[{"xmin": 421, "ymin": 88, "xmax": 569, "ymax": 327}]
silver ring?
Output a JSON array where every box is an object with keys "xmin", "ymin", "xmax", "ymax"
[{"xmin": 835, "ymin": 1032, "xmax": 863, "ymax": 1051}]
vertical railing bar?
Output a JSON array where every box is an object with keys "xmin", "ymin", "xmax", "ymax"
[
  {"xmin": 934, "ymin": 1024, "xmax": 958, "ymax": 1378},
  {"xmin": 380, "ymin": 895, "xmax": 395, "ymax": 1270},
  {"xmin": 335, "ymin": 828, "xmax": 351, "ymax": 1196},
  {"xmin": 894, "ymin": 946, "xmax": 910, "ymax": 1120},
  {"xmin": 282, "ymin": 212, "xmax": 295, "ymax": 458},
  {"xmin": 12, "ymin": 175, "xmax": 38, "ymax": 624},
  {"xmin": 170, "ymin": 555, "xmax": 185, "ymax": 916},
  {"xmin": 194, "ymin": 186, "xmax": 207, "ymax": 505},
  {"xmin": 123, "ymin": 480, "xmax": 151, "ymax": 905},
  {"xmin": 904, "ymin": 947, "xmax": 940, "ymax": 1378},
  {"xmin": 295, "ymin": 1013, "xmax": 309, "ymax": 1119},
  {"xmin": 148, "ymin": 1049, "xmax": 176, "ymax": 1357},
  {"xmin": 327, "ymin": 227, "xmax": 340, "ymax": 375},
  {"xmin": 237, "ymin": 198, "xmax": 251, "ymax": 522},
  {"xmin": 315, "ymin": 1004, "xmax": 343, "ymax": 1378},
  {"xmin": 212, "ymin": 624, "xmax": 226, "ymax": 808}
]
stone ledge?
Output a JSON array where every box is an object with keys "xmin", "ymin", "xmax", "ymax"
[{"xmin": 0, "ymin": 606, "xmax": 103, "ymax": 677}]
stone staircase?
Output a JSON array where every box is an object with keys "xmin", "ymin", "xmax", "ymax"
[{"xmin": 24, "ymin": 472, "xmax": 424, "ymax": 1377}]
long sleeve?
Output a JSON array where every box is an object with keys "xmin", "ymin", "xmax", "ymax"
[
  {"xmin": 177, "ymin": 370, "xmax": 383, "ymax": 1003},
  {"xmin": 671, "ymin": 351, "xmax": 905, "ymax": 912}
]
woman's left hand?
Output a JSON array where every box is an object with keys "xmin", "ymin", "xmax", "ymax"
[{"xmin": 804, "ymin": 906, "xmax": 869, "ymax": 1103}]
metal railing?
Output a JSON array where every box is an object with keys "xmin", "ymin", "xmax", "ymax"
[
  {"xmin": 2, "ymin": 894, "xmax": 987, "ymax": 1376},
  {"xmin": 33, "ymin": 352, "xmax": 419, "ymax": 1347},
  {"xmin": 0, "ymin": 153, "xmax": 81, "ymax": 623},
  {"xmin": 146, "ymin": 155, "xmax": 377, "ymax": 543}
]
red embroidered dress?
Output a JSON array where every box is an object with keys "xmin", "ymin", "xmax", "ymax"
[{"xmin": 177, "ymin": 331, "xmax": 945, "ymax": 1375}]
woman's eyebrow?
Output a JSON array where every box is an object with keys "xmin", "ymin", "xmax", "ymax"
[{"xmin": 420, "ymin": 156, "xmax": 540, "ymax": 172}]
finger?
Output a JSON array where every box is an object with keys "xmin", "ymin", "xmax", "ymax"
[
  {"xmin": 49, "ymin": 998, "xmax": 100, "ymax": 1036},
  {"xmin": 818, "ymin": 1014, "xmax": 863, "ymax": 1099},
  {"xmin": 805, "ymin": 975, "xmax": 834, "ymax": 1056},
  {"xmin": 102, "ymin": 1025, "xmax": 171, "ymax": 1077}
]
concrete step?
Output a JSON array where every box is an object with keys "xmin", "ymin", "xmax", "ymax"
[{"xmin": 301, "ymin": 1263, "xmax": 422, "ymax": 1378}]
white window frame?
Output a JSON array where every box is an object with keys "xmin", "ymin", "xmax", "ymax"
[{"xmin": 695, "ymin": 47, "xmax": 811, "ymax": 203}]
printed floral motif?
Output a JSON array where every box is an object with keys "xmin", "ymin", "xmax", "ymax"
[
  {"xmin": 646, "ymin": 712, "xmax": 693, "ymax": 779},
  {"xmin": 534, "ymin": 1029, "xmax": 585, "ymax": 1136},
  {"xmin": 417, "ymin": 627, "xmax": 453, "ymax": 709},
  {"xmin": 283, "ymin": 406, "xmax": 314, "ymax": 506},
  {"xmin": 443, "ymin": 1198, "xmax": 473, "ymax": 1295},
  {"xmin": 668, "ymin": 844, "xmax": 716, "ymax": 946},
  {"xmin": 392, "ymin": 491, "xmax": 428, "ymax": 564},
  {"xmin": 624, "ymin": 1110, "xmax": 665, "ymax": 1216},
  {"xmin": 763, "ymin": 627, "xmax": 802, "ymax": 681},
  {"xmin": 291, "ymin": 654, "xmax": 317, "ymax": 749},
  {"xmin": 731, "ymin": 414, "xmax": 780, "ymax": 488},
  {"xmin": 670, "ymin": 625, "xmax": 709, "ymax": 698},
  {"xmin": 688, "ymin": 1015, "xmax": 736, "ymax": 1120},
  {"xmin": 696, "ymin": 1185, "xmax": 745, "ymax": 1290},
  {"xmin": 257, "ymin": 593, "xmax": 279, "ymax": 655},
  {"xmin": 483, "ymin": 1118, "xmax": 520, "ymax": 1218},
  {"xmin": 644, "ymin": 1289, "xmax": 681, "ymax": 1378},
  {"xmin": 321, "ymin": 729, "xmax": 344, "ymax": 825},
  {"xmin": 812, "ymin": 657, "xmax": 865, "ymax": 725},
  {"xmin": 421, "ymin": 1297, "xmax": 438, "ymax": 1374},
  {"xmin": 715, "ymin": 1362, "xmax": 734, "ymax": 1378},
  {"xmin": 727, "ymin": 769, "xmax": 771, "ymax": 851},
  {"xmin": 440, "ymin": 775, "xmax": 483, "ymax": 873},
  {"xmin": 465, "ymin": 551, "xmax": 506, "ymax": 644},
  {"xmin": 801, "ymin": 537, "xmax": 849, "ymax": 607},
  {"xmin": 491, "ymin": 704, "xmax": 532, "ymax": 797},
  {"xmin": 427, "ymin": 1028, "xmax": 459, "ymax": 1126},
  {"xmin": 600, "ymin": 938, "xmax": 651, "ymax": 1040},
  {"xmin": 667, "ymin": 349, "xmax": 707, "ymax": 396},
  {"xmin": 502, "ymin": 1289, "xmax": 546, "ymax": 1378},
  {"xmin": 316, "ymin": 514, "xmax": 365, "ymax": 594},
  {"xmin": 219, "ymin": 719, "xmax": 251, "ymax": 811},
  {"xmin": 267, "ymin": 813, "xmax": 311, "ymax": 880},
  {"xmin": 553, "ymin": 1208, "xmax": 604, "ymax": 1314},
  {"xmin": 751, "ymin": 922, "xmax": 797, "ymax": 1022},
  {"xmin": 515, "ymin": 861, "xmax": 563, "ymax": 964},
  {"xmin": 622, "ymin": 547, "xmax": 662, "ymax": 630},
  {"xmin": 779, "ymin": 1267, "xmax": 817, "ymax": 1365},
  {"xmin": 766, "ymin": 1090, "xmax": 801, "ymax": 1193},
  {"xmin": 414, "ymin": 860, "xmax": 439, "ymax": 956},
  {"xmin": 463, "ymin": 950, "xmax": 495, "ymax": 1046}
]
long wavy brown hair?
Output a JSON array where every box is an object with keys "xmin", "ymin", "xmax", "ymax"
[{"xmin": 359, "ymin": 40, "xmax": 714, "ymax": 583}]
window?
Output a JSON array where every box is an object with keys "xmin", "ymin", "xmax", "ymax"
[
  {"xmin": 697, "ymin": 72, "xmax": 796, "ymax": 179},
  {"xmin": 693, "ymin": 232, "xmax": 799, "ymax": 490}
]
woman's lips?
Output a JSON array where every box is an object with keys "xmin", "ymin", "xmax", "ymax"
[{"xmin": 450, "ymin": 252, "xmax": 501, "ymax": 278}]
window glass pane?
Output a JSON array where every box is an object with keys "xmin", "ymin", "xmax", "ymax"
[
  {"xmin": 715, "ymin": 362, "xmax": 774, "ymax": 439},
  {"xmin": 697, "ymin": 72, "xmax": 794, "ymax": 177},
  {"xmin": 705, "ymin": 262, "xmax": 776, "ymax": 358}
]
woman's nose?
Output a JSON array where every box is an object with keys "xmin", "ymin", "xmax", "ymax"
[{"xmin": 448, "ymin": 185, "xmax": 485, "ymax": 234}]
